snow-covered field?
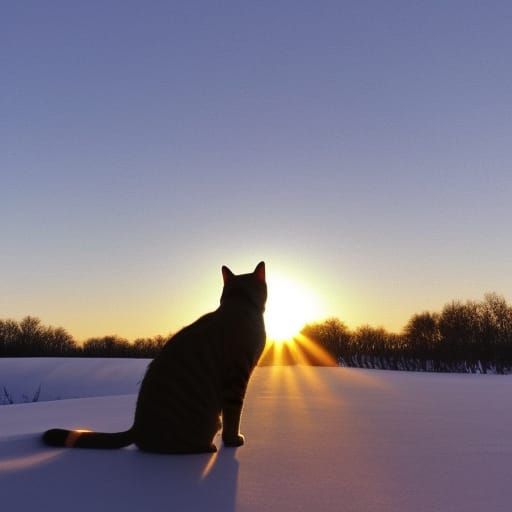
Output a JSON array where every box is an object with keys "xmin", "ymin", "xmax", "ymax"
[
  {"xmin": 1, "ymin": 359, "xmax": 511, "ymax": 511},
  {"xmin": 0, "ymin": 358, "xmax": 148, "ymax": 403},
  {"xmin": 0, "ymin": 357, "xmax": 151, "ymax": 404}
]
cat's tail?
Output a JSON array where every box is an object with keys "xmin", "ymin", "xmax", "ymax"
[{"xmin": 42, "ymin": 427, "xmax": 134, "ymax": 449}]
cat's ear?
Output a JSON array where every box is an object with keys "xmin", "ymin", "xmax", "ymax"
[
  {"xmin": 222, "ymin": 265, "xmax": 234, "ymax": 284},
  {"xmin": 253, "ymin": 261, "xmax": 266, "ymax": 282}
]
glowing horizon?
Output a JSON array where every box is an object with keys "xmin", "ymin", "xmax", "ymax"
[
  {"xmin": 3, "ymin": 277, "xmax": 512, "ymax": 344},
  {"xmin": 2, "ymin": 3, "xmax": 511, "ymax": 341},
  {"xmin": 264, "ymin": 273, "xmax": 325, "ymax": 343},
  {"xmin": 259, "ymin": 333, "xmax": 336, "ymax": 367}
]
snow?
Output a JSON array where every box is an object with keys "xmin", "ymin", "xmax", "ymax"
[
  {"xmin": 1, "ymin": 360, "xmax": 512, "ymax": 511},
  {"xmin": 0, "ymin": 358, "xmax": 148, "ymax": 403}
]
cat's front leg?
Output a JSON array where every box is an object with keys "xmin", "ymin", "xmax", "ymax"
[{"xmin": 222, "ymin": 404, "xmax": 245, "ymax": 447}]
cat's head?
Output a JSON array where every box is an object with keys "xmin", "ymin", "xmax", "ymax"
[{"xmin": 220, "ymin": 262, "xmax": 267, "ymax": 311}]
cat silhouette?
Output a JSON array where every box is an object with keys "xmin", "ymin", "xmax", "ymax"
[{"xmin": 42, "ymin": 262, "xmax": 267, "ymax": 453}]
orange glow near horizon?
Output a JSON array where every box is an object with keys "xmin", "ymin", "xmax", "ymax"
[
  {"xmin": 259, "ymin": 333, "xmax": 336, "ymax": 367},
  {"xmin": 264, "ymin": 273, "xmax": 324, "ymax": 343}
]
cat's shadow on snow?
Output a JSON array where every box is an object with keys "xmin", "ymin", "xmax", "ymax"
[{"xmin": 0, "ymin": 435, "xmax": 239, "ymax": 511}]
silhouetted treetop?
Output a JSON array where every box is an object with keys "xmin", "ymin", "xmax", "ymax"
[{"xmin": 2, "ymin": 293, "xmax": 512, "ymax": 373}]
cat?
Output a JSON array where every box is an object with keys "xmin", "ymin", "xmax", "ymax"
[{"xmin": 42, "ymin": 262, "xmax": 267, "ymax": 453}]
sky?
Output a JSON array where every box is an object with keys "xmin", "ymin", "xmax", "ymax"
[{"xmin": 1, "ymin": 1, "xmax": 512, "ymax": 341}]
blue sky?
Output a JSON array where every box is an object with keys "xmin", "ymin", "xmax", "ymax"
[{"xmin": 2, "ymin": 1, "xmax": 512, "ymax": 339}]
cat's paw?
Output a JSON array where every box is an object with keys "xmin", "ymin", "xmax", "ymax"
[{"xmin": 222, "ymin": 434, "xmax": 245, "ymax": 447}]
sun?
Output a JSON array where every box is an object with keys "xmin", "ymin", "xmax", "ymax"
[{"xmin": 264, "ymin": 273, "xmax": 323, "ymax": 343}]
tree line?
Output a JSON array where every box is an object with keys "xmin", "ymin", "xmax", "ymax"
[
  {"xmin": 0, "ymin": 316, "xmax": 167, "ymax": 358},
  {"xmin": 2, "ymin": 293, "xmax": 512, "ymax": 373},
  {"xmin": 300, "ymin": 293, "xmax": 512, "ymax": 374}
]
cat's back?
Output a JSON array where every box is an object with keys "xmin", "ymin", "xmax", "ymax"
[
  {"xmin": 163, "ymin": 311, "xmax": 220, "ymax": 353},
  {"xmin": 135, "ymin": 312, "xmax": 224, "ymax": 426},
  {"xmin": 146, "ymin": 311, "xmax": 224, "ymax": 383}
]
